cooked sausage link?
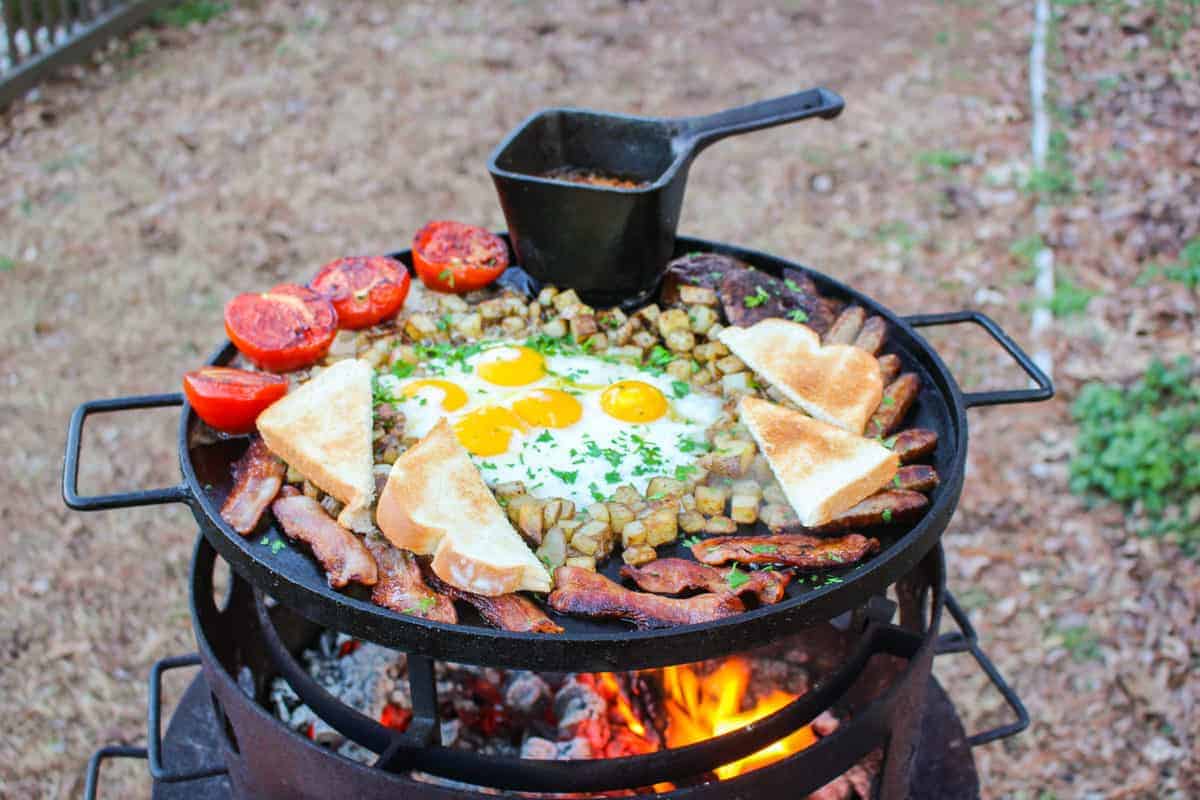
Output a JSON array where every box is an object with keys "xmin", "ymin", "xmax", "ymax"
[
  {"xmin": 825, "ymin": 306, "xmax": 866, "ymax": 344},
  {"xmin": 891, "ymin": 428, "xmax": 938, "ymax": 463},
  {"xmin": 812, "ymin": 490, "xmax": 929, "ymax": 533},
  {"xmin": 867, "ymin": 373, "xmax": 920, "ymax": 437},
  {"xmin": 877, "ymin": 353, "xmax": 901, "ymax": 385},
  {"xmin": 895, "ymin": 464, "xmax": 939, "ymax": 493},
  {"xmin": 853, "ymin": 316, "xmax": 888, "ymax": 356}
]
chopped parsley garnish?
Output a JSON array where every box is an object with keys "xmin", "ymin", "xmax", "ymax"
[
  {"xmin": 750, "ymin": 544, "xmax": 778, "ymax": 554},
  {"xmin": 391, "ymin": 360, "xmax": 415, "ymax": 379},
  {"xmin": 681, "ymin": 535, "xmax": 703, "ymax": 547},
  {"xmin": 709, "ymin": 271, "xmax": 723, "ymax": 280},
  {"xmin": 788, "ymin": 309, "xmax": 809, "ymax": 323},
  {"xmin": 435, "ymin": 314, "xmax": 452, "ymax": 332},
  {"xmin": 674, "ymin": 464, "xmax": 698, "ymax": 481},
  {"xmin": 536, "ymin": 431, "xmax": 554, "ymax": 443},
  {"xmin": 646, "ymin": 345, "xmax": 674, "ymax": 369},
  {"xmin": 743, "ymin": 286, "xmax": 770, "ymax": 308},
  {"xmin": 727, "ymin": 564, "xmax": 750, "ymax": 590},
  {"xmin": 881, "ymin": 508, "xmax": 894, "ymax": 523},
  {"xmin": 550, "ymin": 468, "xmax": 578, "ymax": 484},
  {"xmin": 784, "ymin": 278, "xmax": 802, "ymax": 292},
  {"xmin": 478, "ymin": 461, "xmax": 496, "ymax": 470},
  {"xmin": 604, "ymin": 470, "xmax": 621, "ymax": 484},
  {"xmin": 893, "ymin": 474, "xmax": 902, "ymax": 488},
  {"xmin": 260, "ymin": 536, "xmax": 270, "ymax": 545},
  {"xmin": 882, "ymin": 395, "xmax": 895, "ymax": 406},
  {"xmin": 882, "ymin": 435, "xmax": 898, "ymax": 449},
  {"xmin": 678, "ymin": 438, "xmax": 710, "ymax": 453},
  {"xmin": 402, "ymin": 596, "xmax": 437, "ymax": 616},
  {"xmin": 589, "ymin": 482, "xmax": 605, "ymax": 502},
  {"xmin": 647, "ymin": 492, "xmax": 666, "ymax": 501},
  {"xmin": 671, "ymin": 380, "xmax": 691, "ymax": 399},
  {"xmin": 372, "ymin": 375, "xmax": 396, "ymax": 404},
  {"xmin": 437, "ymin": 268, "xmax": 455, "ymax": 288}
]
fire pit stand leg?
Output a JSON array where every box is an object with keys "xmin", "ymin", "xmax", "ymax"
[{"xmin": 405, "ymin": 655, "xmax": 441, "ymax": 746}]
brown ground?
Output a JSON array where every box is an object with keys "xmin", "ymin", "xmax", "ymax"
[{"xmin": 1, "ymin": 2, "xmax": 1196, "ymax": 798}]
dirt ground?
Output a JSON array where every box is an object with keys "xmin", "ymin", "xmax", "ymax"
[{"xmin": 1, "ymin": 1, "xmax": 1196, "ymax": 798}]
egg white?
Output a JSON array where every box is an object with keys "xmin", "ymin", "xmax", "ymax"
[{"xmin": 376, "ymin": 341, "xmax": 724, "ymax": 508}]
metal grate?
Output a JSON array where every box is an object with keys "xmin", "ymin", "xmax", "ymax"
[{"xmin": 1, "ymin": 0, "xmax": 172, "ymax": 109}]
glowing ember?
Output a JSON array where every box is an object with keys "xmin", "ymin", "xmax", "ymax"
[
  {"xmin": 597, "ymin": 673, "xmax": 647, "ymax": 737},
  {"xmin": 661, "ymin": 658, "xmax": 816, "ymax": 780}
]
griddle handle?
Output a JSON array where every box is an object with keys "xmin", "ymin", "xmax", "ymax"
[
  {"xmin": 903, "ymin": 311, "xmax": 1054, "ymax": 408},
  {"xmin": 675, "ymin": 87, "xmax": 845, "ymax": 155},
  {"xmin": 63, "ymin": 393, "xmax": 193, "ymax": 511},
  {"xmin": 148, "ymin": 654, "xmax": 229, "ymax": 783},
  {"xmin": 936, "ymin": 591, "xmax": 1030, "ymax": 746},
  {"xmin": 83, "ymin": 745, "xmax": 148, "ymax": 800}
]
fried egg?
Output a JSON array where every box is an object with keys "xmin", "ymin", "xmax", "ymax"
[{"xmin": 376, "ymin": 342, "xmax": 724, "ymax": 507}]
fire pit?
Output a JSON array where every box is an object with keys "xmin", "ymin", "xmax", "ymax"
[{"xmin": 68, "ymin": 236, "xmax": 1049, "ymax": 798}]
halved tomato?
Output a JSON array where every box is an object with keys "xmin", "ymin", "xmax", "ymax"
[
  {"xmin": 310, "ymin": 256, "xmax": 411, "ymax": 329},
  {"xmin": 224, "ymin": 284, "xmax": 338, "ymax": 372},
  {"xmin": 412, "ymin": 221, "xmax": 509, "ymax": 293},
  {"xmin": 183, "ymin": 367, "xmax": 288, "ymax": 434}
]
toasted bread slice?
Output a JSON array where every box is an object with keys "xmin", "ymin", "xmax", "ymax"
[
  {"xmin": 719, "ymin": 318, "xmax": 883, "ymax": 434},
  {"xmin": 376, "ymin": 419, "xmax": 551, "ymax": 596},
  {"xmin": 256, "ymin": 359, "xmax": 375, "ymax": 532},
  {"xmin": 738, "ymin": 396, "xmax": 898, "ymax": 527}
]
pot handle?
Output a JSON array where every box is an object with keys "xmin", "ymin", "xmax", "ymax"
[
  {"xmin": 148, "ymin": 654, "xmax": 229, "ymax": 783},
  {"xmin": 903, "ymin": 311, "xmax": 1054, "ymax": 408},
  {"xmin": 63, "ymin": 393, "xmax": 193, "ymax": 511},
  {"xmin": 935, "ymin": 591, "xmax": 1030, "ymax": 746},
  {"xmin": 83, "ymin": 745, "xmax": 149, "ymax": 800},
  {"xmin": 675, "ymin": 87, "xmax": 845, "ymax": 155}
]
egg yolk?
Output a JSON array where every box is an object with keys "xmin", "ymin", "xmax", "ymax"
[
  {"xmin": 600, "ymin": 380, "xmax": 668, "ymax": 423},
  {"xmin": 476, "ymin": 346, "xmax": 545, "ymax": 386},
  {"xmin": 511, "ymin": 389, "xmax": 583, "ymax": 428},
  {"xmin": 399, "ymin": 379, "xmax": 468, "ymax": 411},
  {"xmin": 453, "ymin": 406, "xmax": 526, "ymax": 456}
]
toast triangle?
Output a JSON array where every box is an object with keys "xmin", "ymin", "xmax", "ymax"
[{"xmin": 256, "ymin": 358, "xmax": 375, "ymax": 532}]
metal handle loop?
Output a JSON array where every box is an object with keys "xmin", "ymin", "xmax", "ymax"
[
  {"xmin": 936, "ymin": 591, "xmax": 1030, "ymax": 746},
  {"xmin": 148, "ymin": 654, "xmax": 229, "ymax": 783},
  {"xmin": 63, "ymin": 393, "xmax": 192, "ymax": 511},
  {"xmin": 83, "ymin": 745, "xmax": 147, "ymax": 800},
  {"xmin": 904, "ymin": 311, "xmax": 1054, "ymax": 408}
]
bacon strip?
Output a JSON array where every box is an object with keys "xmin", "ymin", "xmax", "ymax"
[
  {"xmin": 366, "ymin": 540, "xmax": 457, "ymax": 623},
  {"xmin": 271, "ymin": 487, "xmax": 377, "ymax": 588},
  {"xmin": 220, "ymin": 438, "xmax": 285, "ymax": 535},
  {"xmin": 424, "ymin": 569, "xmax": 563, "ymax": 634},
  {"xmin": 620, "ymin": 558, "xmax": 791, "ymax": 605},
  {"xmin": 691, "ymin": 533, "xmax": 880, "ymax": 569},
  {"xmin": 548, "ymin": 566, "xmax": 744, "ymax": 629}
]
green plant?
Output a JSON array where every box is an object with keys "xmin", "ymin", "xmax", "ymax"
[
  {"xmin": 1053, "ymin": 625, "xmax": 1104, "ymax": 663},
  {"xmin": 1021, "ymin": 273, "xmax": 1095, "ymax": 316},
  {"xmin": 1139, "ymin": 238, "xmax": 1200, "ymax": 291},
  {"xmin": 874, "ymin": 221, "xmax": 921, "ymax": 255},
  {"xmin": 1070, "ymin": 358, "xmax": 1200, "ymax": 550},
  {"xmin": 0, "ymin": 257, "xmax": 15, "ymax": 272},
  {"xmin": 153, "ymin": 1, "xmax": 229, "ymax": 28},
  {"xmin": 1023, "ymin": 130, "xmax": 1076, "ymax": 203},
  {"xmin": 916, "ymin": 149, "xmax": 972, "ymax": 174}
]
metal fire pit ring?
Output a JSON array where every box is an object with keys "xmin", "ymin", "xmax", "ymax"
[{"xmin": 63, "ymin": 236, "xmax": 1052, "ymax": 673}]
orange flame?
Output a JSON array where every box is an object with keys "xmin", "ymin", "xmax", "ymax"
[
  {"xmin": 596, "ymin": 672, "xmax": 647, "ymax": 737},
  {"xmin": 661, "ymin": 658, "xmax": 816, "ymax": 780}
]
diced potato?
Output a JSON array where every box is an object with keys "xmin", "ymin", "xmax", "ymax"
[
  {"xmin": 721, "ymin": 372, "xmax": 754, "ymax": 396},
  {"xmin": 612, "ymin": 485, "xmax": 641, "ymax": 506},
  {"xmin": 542, "ymin": 318, "xmax": 568, "ymax": 339},
  {"xmin": 607, "ymin": 345, "xmax": 643, "ymax": 362},
  {"xmin": 541, "ymin": 499, "xmax": 565, "ymax": 529},
  {"xmin": 552, "ymin": 289, "xmax": 581, "ymax": 311},
  {"xmin": 679, "ymin": 493, "xmax": 697, "ymax": 511},
  {"xmin": 642, "ymin": 506, "xmax": 678, "ymax": 546},
  {"xmin": 571, "ymin": 520, "xmax": 612, "ymax": 557},
  {"xmin": 537, "ymin": 527, "xmax": 567, "ymax": 571},
  {"xmin": 586, "ymin": 503, "xmax": 610, "ymax": 524},
  {"xmin": 516, "ymin": 499, "xmax": 545, "ymax": 545},
  {"xmin": 570, "ymin": 313, "xmax": 599, "ymax": 339},
  {"xmin": 693, "ymin": 366, "xmax": 715, "ymax": 386},
  {"xmin": 598, "ymin": 308, "xmax": 627, "ymax": 330},
  {"xmin": 631, "ymin": 330, "xmax": 658, "ymax": 350},
  {"xmin": 750, "ymin": 455, "xmax": 774, "ymax": 484},
  {"xmin": 607, "ymin": 502, "xmax": 635, "ymax": 534},
  {"xmin": 715, "ymin": 355, "xmax": 746, "ymax": 375},
  {"xmin": 390, "ymin": 344, "xmax": 418, "ymax": 367},
  {"xmin": 537, "ymin": 287, "xmax": 558, "ymax": 306},
  {"xmin": 687, "ymin": 304, "xmax": 718, "ymax": 334},
  {"xmin": 666, "ymin": 359, "xmax": 693, "ymax": 381},
  {"xmin": 706, "ymin": 323, "xmax": 724, "ymax": 341},
  {"xmin": 501, "ymin": 316, "xmax": 527, "ymax": 335},
  {"xmin": 678, "ymin": 510, "xmax": 705, "ymax": 533},
  {"xmin": 361, "ymin": 338, "xmax": 392, "ymax": 368},
  {"xmin": 621, "ymin": 519, "xmax": 647, "ymax": 548},
  {"xmin": 494, "ymin": 481, "xmax": 528, "ymax": 500},
  {"xmin": 558, "ymin": 518, "xmax": 584, "ymax": 539},
  {"xmin": 558, "ymin": 500, "xmax": 575, "ymax": 520},
  {"xmin": 404, "ymin": 313, "xmax": 440, "ymax": 340},
  {"xmin": 584, "ymin": 332, "xmax": 608, "ymax": 351},
  {"xmin": 732, "ymin": 480, "xmax": 762, "ymax": 501},
  {"xmin": 763, "ymin": 483, "xmax": 787, "ymax": 505},
  {"xmin": 454, "ymin": 312, "xmax": 483, "ymax": 339},
  {"xmin": 760, "ymin": 503, "xmax": 799, "ymax": 531},
  {"xmin": 657, "ymin": 308, "xmax": 691, "ymax": 336},
  {"xmin": 701, "ymin": 440, "xmax": 756, "ymax": 478},
  {"xmin": 565, "ymin": 555, "xmax": 597, "ymax": 571},
  {"xmin": 665, "ymin": 328, "xmax": 696, "ymax": 353},
  {"xmin": 439, "ymin": 294, "xmax": 469, "ymax": 313},
  {"xmin": 679, "ymin": 285, "xmax": 719, "ymax": 306},
  {"xmin": 695, "ymin": 485, "xmax": 730, "ymax": 516},
  {"xmin": 694, "ymin": 341, "xmax": 728, "ymax": 362},
  {"xmin": 478, "ymin": 297, "xmax": 507, "ymax": 320},
  {"xmin": 636, "ymin": 303, "xmax": 661, "ymax": 324},
  {"xmin": 622, "ymin": 545, "xmax": 658, "ymax": 566},
  {"xmin": 704, "ymin": 515, "xmax": 738, "ymax": 534},
  {"xmin": 730, "ymin": 494, "xmax": 759, "ymax": 524},
  {"xmin": 646, "ymin": 477, "xmax": 687, "ymax": 501},
  {"xmin": 612, "ymin": 321, "xmax": 636, "ymax": 346}
]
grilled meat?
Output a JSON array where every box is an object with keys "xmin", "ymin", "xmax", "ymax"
[
  {"xmin": 366, "ymin": 540, "xmax": 457, "ymax": 623},
  {"xmin": 891, "ymin": 428, "xmax": 937, "ymax": 463},
  {"xmin": 895, "ymin": 464, "xmax": 939, "ymax": 493},
  {"xmin": 867, "ymin": 373, "xmax": 921, "ymax": 438},
  {"xmin": 691, "ymin": 533, "xmax": 880, "ymax": 569},
  {"xmin": 271, "ymin": 486, "xmax": 377, "ymax": 588},
  {"xmin": 853, "ymin": 316, "xmax": 888, "ymax": 356},
  {"xmin": 548, "ymin": 566, "xmax": 745, "ymax": 629},
  {"xmin": 620, "ymin": 558, "xmax": 792, "ymax": 604},
  {"xmin": 877, "ymin": 353, "xmax": 901, "ymax": 385},
  {"xmin": 660, "ymin": 252, "xmax": 741, "ymax": 301},
  {"xmin": 812, "ymin": 490, "xmax": 929, "ymax": 533},
  {"xmin": 219, "ymin": 438, "xmax": 285, "ymax": 535},
  {"xmin": 424, "ymin": 569, "xmax": 564, "ymax": 634},
  {"xmin": 825, "ymin": 306, "xmax": 866, "ymax": 344}
]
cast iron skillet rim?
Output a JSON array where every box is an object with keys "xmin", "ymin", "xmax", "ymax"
[
  {"xmin": 178, "ymin": 236, "xmax": 969, "ymax": 668},
  {"xmin": 487, "ymin": 107, "xmax": 688, "ymax": 194}
]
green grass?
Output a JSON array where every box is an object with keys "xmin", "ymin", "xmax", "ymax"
[
  {"xmin": 1023, "ymin": 130, "xmax": 1076, "ymax": 203},
  {"xmin": 153, "ymin": 1, "xmax": 229, "ymax": 28},
  {"xmin": 1021, "ymin": 273, "xmax": 1095, "ymax": 316},
  {"xmin": 874, "ymin": 221, "xmax": 922, "ymax": 255},
  {"xmin": 916, "ymin": 149, "xmax": 972, "ymax": 178},
  {"xmin": 1051, "ymin": 624, "xmax": 1105, "ymax": 663},
  {"xmin": 0, "ymin": 257, "xmax": 15, "ymax": 272},
  {"xmin": 1053, "ymin": 0, "xmax": 1199, "ymax": 50},
  {"xmin": 1070, "ymin": 358, "xmax": 1200, "ymax": 551},
  {"xmin": 1139, "ymin": 238, "xmax": 1200, "ymax": 291}
]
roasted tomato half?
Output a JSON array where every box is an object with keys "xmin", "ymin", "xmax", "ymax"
[
  {"xmin": 183, "ymin": 367, "xmax": 288, "ymax": 434},
  {"xmin": 224, "ymin": 283, "xmax": 338, "ymax": 372},
  {"xmin": 412, "ymin": 221, "xmax": 509, "ymax": 293},
  {"xmin": 310, "ymin": 256, "xmax": 411, "ymax": 330}
]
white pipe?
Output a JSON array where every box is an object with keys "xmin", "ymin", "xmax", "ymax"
[{"xmin": 1029, "ymin": 0, "xmax": 1054, "ymax": 378}]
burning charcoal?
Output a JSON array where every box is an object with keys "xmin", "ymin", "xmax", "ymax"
[
  {"xmin": 503, "ymin": 671, "xmax": 551, "ymax": 718},
  {"xmin": 553, "ymin": 678, "xmax": 608, "ymax": 732},
  {"xmin": 520, "ymin": 736, "xmax": 559, "ymax": 760},
  {"xmin": 843, "ymin": 763, "xmax": 874, "ymax": 799},
  {"xmin": 556, "ymin": 737, "xmax": 595, "ymax": 759},
  {"xmin": 812, "ymin": 710, "xmax": 840, "ymax": 737},
  {"xmin": 807, "ymin": 775, "xmax": 854, "ymax": 800}
]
